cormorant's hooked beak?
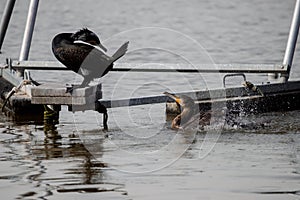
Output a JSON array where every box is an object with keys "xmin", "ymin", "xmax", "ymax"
[
  {"xmin": 163, "ymin": 92, "xmax": 182, "ymax": 105},
  {"xmin": 174, "ymin": 97, "xmax": 182, "ymax": 105},
  {"xmin": 97, "ymin": 42, "xmax": 107, "ymax": 52}
]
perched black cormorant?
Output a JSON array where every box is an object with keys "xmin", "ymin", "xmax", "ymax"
[
  {"xmin": 164, "ymin": 92, "xmax": 211, "ymax": 129},
  {"xmin": 52, "ymin": 28, "xmax": 129, "ymax": 87}
]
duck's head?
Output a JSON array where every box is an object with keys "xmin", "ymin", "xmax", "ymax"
[{"xmin": 71, "ymin": 28, "xmax": 107, "ymax": 52}]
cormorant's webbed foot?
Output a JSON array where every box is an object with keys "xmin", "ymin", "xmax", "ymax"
[
  {"xmin": 66, "ymin": 79, "xmax": 90, "ymax": 93},
  {"xmin": 79, "ymin": 78, "xmax": 90, "ymax": 88},
  {"xmin": 65, "ymin": 84, "xmax": 85, "ymax": 93},
  {"xmin": 66, "ymin": 85, "xmax": 74, "ymax": 93}
]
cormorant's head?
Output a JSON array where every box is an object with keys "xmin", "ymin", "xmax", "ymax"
[
  {"xmin": 163, "ymin": 92, "xmax": 195, "ymax": 109},
  {"xmin": 71, "ymin": 28, "xmax": 107, "ymax": 52},
  {"xmin": 164, "ymin": 92, "xmax": 198, "ymax": 129}
]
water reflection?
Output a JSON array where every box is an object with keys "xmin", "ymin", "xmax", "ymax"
[{"xmin": 20, "ymin": 118, "xmax": 127, "ymax": 199}]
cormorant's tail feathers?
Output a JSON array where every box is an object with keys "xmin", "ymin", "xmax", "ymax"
[{"xmin": 112, "ymin": 41, "xmax": 129, "ymax": 62}]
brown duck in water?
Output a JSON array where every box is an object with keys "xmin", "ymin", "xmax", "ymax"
[{"xmin": 164, "ymin": 92, "xmax": 211, "ymax": 129}]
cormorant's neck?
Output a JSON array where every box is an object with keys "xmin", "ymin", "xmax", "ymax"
[
  {"xmin": 181, "ymin": 107, "xmax": 195, "ymax": 120},
  {"xmin": 171, "ymin": 108, "xmax": 195, "ymax": 129}
]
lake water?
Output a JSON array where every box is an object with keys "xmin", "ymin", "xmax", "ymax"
[{"xmin": 1, "ymin": 0, "xmax": 300, "ymax": 199}]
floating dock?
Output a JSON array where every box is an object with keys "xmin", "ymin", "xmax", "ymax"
[
  {"xmin": 1, "ymin": 60, "xmax": 300, "ymax": 126},
  {"xmin": 1, "ymin": 0, "xmax": 300, "ymax": 129}
]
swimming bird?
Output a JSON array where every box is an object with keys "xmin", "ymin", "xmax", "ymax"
[
  {"xmin": 52, "ymin": 28, "xmax": 129, "ymax": 88},
  {"xmin": 164, "ymin": 92, "xmax": 211, "ymax": 129}
]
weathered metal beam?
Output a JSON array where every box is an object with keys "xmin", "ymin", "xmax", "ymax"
[
  {"xmin": 111, "ymin": 63, "xmax": 287, "ymax": 73},
  {"xmin": 0, "ymin": 68, "xmax": 23, "ymax": 86},
  {"xmin": 12, "ymin": 60, "xmax": 67, "ymax": 70},
  {"xmin": 100, "ymin": 80, "xmax": 300, "ymax": 108},
  {"xmin": 0, "ymin": 0, "xmax": 16, "ymax": 52},
  {"xmin": 10, "ymin": 60, "xmax": 288, "ymax": 73},
  {"xmin": 100, "ymin": 95, "xmax": 169, "ymax": 108}
]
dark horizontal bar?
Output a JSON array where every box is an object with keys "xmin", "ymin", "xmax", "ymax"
[
  {"xmin": 100, "ymin": 80, "xmax": 300, "ymax": 108},
  {"xmin": 100, "ymin": 95, "xmax": 169, "ymax": 108}
]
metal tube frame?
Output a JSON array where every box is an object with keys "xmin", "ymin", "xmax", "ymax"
[
  {"xmin": 0, "ymin": 0, "xmax": 16, "ymax": 53},
  {"xmin": 18, "ymin": 0, "xmax": 39, "ymax": 77},
  {"xmin": 1, "ymin": 0, "xmax": 299, "ymax": 81},
  {"xmin": 281, "ymin": 0, "xmax": 300, "ymax": 82}
]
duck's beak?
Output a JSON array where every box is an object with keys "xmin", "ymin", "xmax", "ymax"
[{"xmin": 98, "ymin": 42, "xmax": 107, "ymax": 52}]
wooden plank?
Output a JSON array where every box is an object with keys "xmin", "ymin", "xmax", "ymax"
[
  {"xmin": 31, "ymin": 95, "xmax": 97, "ymax": 105},
  {"xmin": 31, "ymin": 83, "xmax": 101, "ymax": 97}
]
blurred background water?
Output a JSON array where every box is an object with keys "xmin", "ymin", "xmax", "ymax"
[{"xmin": 0, "ymin": 0, "xmax": 300, "ymax": 199}]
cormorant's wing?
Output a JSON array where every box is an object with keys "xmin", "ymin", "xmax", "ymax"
[
  {"xmin": 73, "ymin": 40, "xmax": 114, "ymax": 78},
  {"xmin": 74, "ymin": 40, "xmax": 129, "ymax": 62}
]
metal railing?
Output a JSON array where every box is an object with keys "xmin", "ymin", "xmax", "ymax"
[
  {"xmin": 7, "ymin": 60, "xmax": 288, "ymax": 73},
  {"xmin": 0, "ymin": 0, "xmax": 299, "ymax": 85}
]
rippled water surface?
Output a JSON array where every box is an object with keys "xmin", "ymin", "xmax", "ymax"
[{"xmin": 1, "ymin": 0, "xmax": 300, "ymax": 199}]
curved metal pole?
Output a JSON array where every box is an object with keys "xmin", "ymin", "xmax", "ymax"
[
  {"xmin": 281, "ymin": 0, "xmax": 300, "ymax": 82},
  {"xmin": 0, "ymin": 0, "xmax": 16, "ymax": 53}
]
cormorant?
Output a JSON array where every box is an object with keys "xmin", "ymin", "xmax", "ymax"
[
  {"xmin": 52, "ymin": 28, "xmax": 129, "ymax": 88},
  {"xmin": 164, "ymin": 92, "xmax": 211, "ymax": 129}
]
